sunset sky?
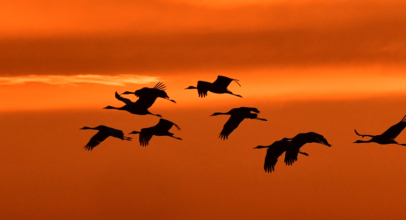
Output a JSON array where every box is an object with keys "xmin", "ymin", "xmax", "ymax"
[{"xmin": 2, "ymin": 0, "xmax": 406, "ymax": 219}]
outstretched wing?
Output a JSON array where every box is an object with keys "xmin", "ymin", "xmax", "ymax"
[
  {"xmin": 291, "ymin": 132, "xmax": 331, "ymax": 147},
  {"xmin": 263, "ymin": 141, "xmax": 287, "ymax": 173},
  {"xmin": 115, "ymin": 92, "xmax": 133, "ymax": 105},
  {"xmin": 107, "ymin": 127, "xmax": 125, "ymax": 140},
  {"xmin": 380, "ymin": 115, "xmax": 406, "ymax": 139},
  {"xmin": 212, "ymin": 75, "xmax": 240, "ymax": 88},
  {"xmin": 155, "ymin": 119, "xmax": 179, "ymax": 131},
  {"xmin": 237, "ymin": 107, "xmax": 260, "ymax": 113},
  {"xmin": 134, "ymin": 95, "xmax": 157, "ymax": 109},
  {"xmin": 219, "ymin": 115, "xmax": 245, "ymax": 140},
  {"xmin": 139, "ymin": 130, "xmax": 153, "ymax": 147},
  {"xmin": 284, "ymin": 145, "xmax": 299, "ymax": 166},
  {"xmin": 197, "ymin": 81, "xmax": 210, "ymax": 98},
  {"xmin": 84, "ymin": 131, "xmax": 109, "ymax": 151}
]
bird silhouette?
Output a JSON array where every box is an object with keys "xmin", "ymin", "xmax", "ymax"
[
  {"xmin": 129, "ymin": 119, "xmax": 182, "ymax": 146},
  {"xmin": 254, "ymin": 132, "xmax": 331, "ymax": 173},
  {"xmin": 104, "ymin": 92, "xmax": 162, "ymax": 117},
  {"xmin": 122, "ymin": 82, "xmax": 176, "ymax": 108},
  {"xmin": 81, "ymin": 125, "xmax": 132, "ymax": 151},
  {"xmin": 185, "ymin": 75, "xmax": 242, "ymax": 98},
  {"xmin": 354, "ymin": 115, "xmax": 406, "ymax": 146},
  {"xmin": 211, "ymin": 107, "xmax": 267, "ymax": 140}
]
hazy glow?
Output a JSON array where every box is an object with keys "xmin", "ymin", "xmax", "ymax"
[{"xmin": 0, "ymin": 74, "xmax": 158, "ymax": 86}]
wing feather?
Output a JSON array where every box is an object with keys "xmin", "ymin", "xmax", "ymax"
[
  {"xmin": 284, "ymin": 146, "xmax": 299, "ymax": 166},
  {"xmin": 155, "ymin": 119, "xmax": 176, "ymax": 131},
  {"xmin": 139, "ymin": 130, "xmax": 153, "ymax": 147},
  {"xmin": 212, "ymin": 75, "xmax": 240, "ymax": 88},
  {"xmin": 115, "ymin": 92, "xmax": 133, "ymax": 105},
  {"xmin": 219, "ymin": 115, "xmax": 245, "ymax": 140},
  {"xmin": 197, "ymin": 81, "xmax": 210, "ymax": 98},
  {"xmin": 263, "ymin": 141, "xmax": 287, "ymax": 173},
  {"xmin": 381, "ymin": 116, "xmax": 406, "ymax": 139},
  {"xmin": 84, "ymin": 131, "xmax": 109, "ymax": 151}
]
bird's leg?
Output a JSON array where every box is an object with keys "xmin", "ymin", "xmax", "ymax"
[
  {"xmin": 354, "ymin": 129, "xmax": 375, "ymax": 138},
  {"xmin": 231, "ymin": 93, "xmax": 242, "ymax": 98},
  {"xmin": 124, "ymin": 136, "xmax": 132, "ymax": 141},
  {"xmin": 169, "ymin": 135, "xmax": 182, "ymax": 140},
  {"xmin": 165, "ymin": 98, "xmax": 176, "ymax": 103},
  {"xmin": 226, "ymin": 90, "xmax": 242, "ymax": 98},
  {"xmin": 151, "ymin": 113, "xmax": 162, "ymax": 117},
  {"xmin": 254, "ymin": 118, "xmax": 267, "ymax": 121},
  {"xmin": 299, "ymin": 151, "xmax": 309, "ymax": 156}
]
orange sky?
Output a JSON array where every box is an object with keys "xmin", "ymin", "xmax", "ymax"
[{"xmin": 2, "ymin": 0, "xmax": 406, "ymax": 219}]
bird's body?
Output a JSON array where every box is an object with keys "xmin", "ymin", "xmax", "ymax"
[
  {"xmin": 122, "ymin": 82, "xmax": 176, "ymax": 108},
  {"xmin": 185, "ymin": 75, "xmax": 242, "ymax": 98},
  {"xmin": 254, "ymin": 132, "xmax": 331, "ymax": 173},
  {"xmin": 211, "ymin": 107, "xmax": 267, "ymax": 140},
  {"xmin": 104, "ymin": 92, "xmax": 162, "ymax": 117},
  {"xmin": 129, "ymin": 119, "xmax": 182, "ymax": 146},
  {"xmin": 354, "ymin": 115, "xmax": 406, "ymax": 146},
  {"xmin": 81, "ymin": 125, "xmax": 132, "ymax": 151}
]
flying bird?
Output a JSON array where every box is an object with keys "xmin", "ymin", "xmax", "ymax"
[
  {"xmin": 354, "ymin": 115, "xmax": 406, "ymax": 146},
  {"xmin": 129, "ymin": 119, "xmax": 182, "ymax": 146},
  {"xmin": 122, "ymin": 82, "xmax": 176, "ymax": 108},
  {"xmin": 81, "ymin": 125, "xmax": 132, "ymax": 151},
  {"xmin": 211, "ymin": 107, "xmax": 267, "ymax": 140},
  {"xmin": 104, "ymin": 92, "xmax": 162, "ymax": 117},
  {"xmin": 185, "ymin": 75, "xmax": 242, "ymax": 98},
  {"xmin": 254, "ymin": 132, "xmax": 331, "ymax": 173}
]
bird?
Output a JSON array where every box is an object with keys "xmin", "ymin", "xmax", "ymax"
[
  {"xmin": 104, "ymin": 92, "xmax": 162, "ymax": 117},
  {"xmin": 122, "ymin": 82, "xmax": 176, "ymax": 109},
  {"xmin": 354, "ymin": 115, "xmax": 406, "ymax": 146},
  {"xmin": 254, "ymin": 132, "xmax": 331, "ymax": 173},
  {"xmin": 81, "ymin": 125, "xmax": 132, "ymax": 151},
  {"xmin": 129, "ymin": 119, "xmax": 182, "ymax": 146},
  {"xmin": 185, "ymin": 75, "xmax": 242, "ymax": 98},
  {"xmin": 210, "ymin": 107, "xmax": 267, "ymax": 140}
]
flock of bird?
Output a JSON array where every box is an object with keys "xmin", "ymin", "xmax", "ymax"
[{"xmin": 81, "ymin": 75, "xmax": 406, "ymax": 173}]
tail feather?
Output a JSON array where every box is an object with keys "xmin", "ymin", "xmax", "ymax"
[
  {"xmin": 233, "ymin": 79, "xmax": 241, "ymax": 87},
  {"xmin": 173, "ymin": 123, "xmax": 181, "ymax": 130}
]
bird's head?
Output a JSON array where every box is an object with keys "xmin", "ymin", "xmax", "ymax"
[
  {"xmin": 210, "ymin": 112, "xmax": 225, "ymax": 116},
  {"xmin": 253, "ymin": 145, "xmax": 269, "ymax": 149},
  {"xmin": 122, "ymin": 91, "xmax": 135, "ymax": 95},
  {"xmin": 354, "ymin": 140, "xmax": 366, "ymax": 144},
  {"xmin": 129, "ymin": 131, "xmax": 141, "ymax": 134},
  {"xmin": 80, "ymin": 126, "xmax": 91, "ymax": 130},
  {"xmin": 185, "ymin": 86, "xmax": 197, "ymax": 90}
]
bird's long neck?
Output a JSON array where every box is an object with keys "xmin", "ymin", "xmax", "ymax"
[
  {"xmin": 211, "ymin": 112, "xmax": 229, "ymax": 116},
  {"xmin": 122, "ymin": 91, "xmax": 135, "ymax": 95},
  {"xmin": 354, "ymin": 140, "xmax": 372, "ymax": 144},
  {"xmin": 254, "ymin": 145, "xmax": 269, "ymax": 149},
  {"xmin": 81, "ymin": 126, "xmax": 98, "ymax": 130},
  {"xmin": 104, "ymin": 106, "xmax": 120, "ymax": 110}
]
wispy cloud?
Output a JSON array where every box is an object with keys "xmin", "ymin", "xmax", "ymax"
[{"xmin": 0, "ymin": 74, "xmax": 158, "ymax": 86}]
